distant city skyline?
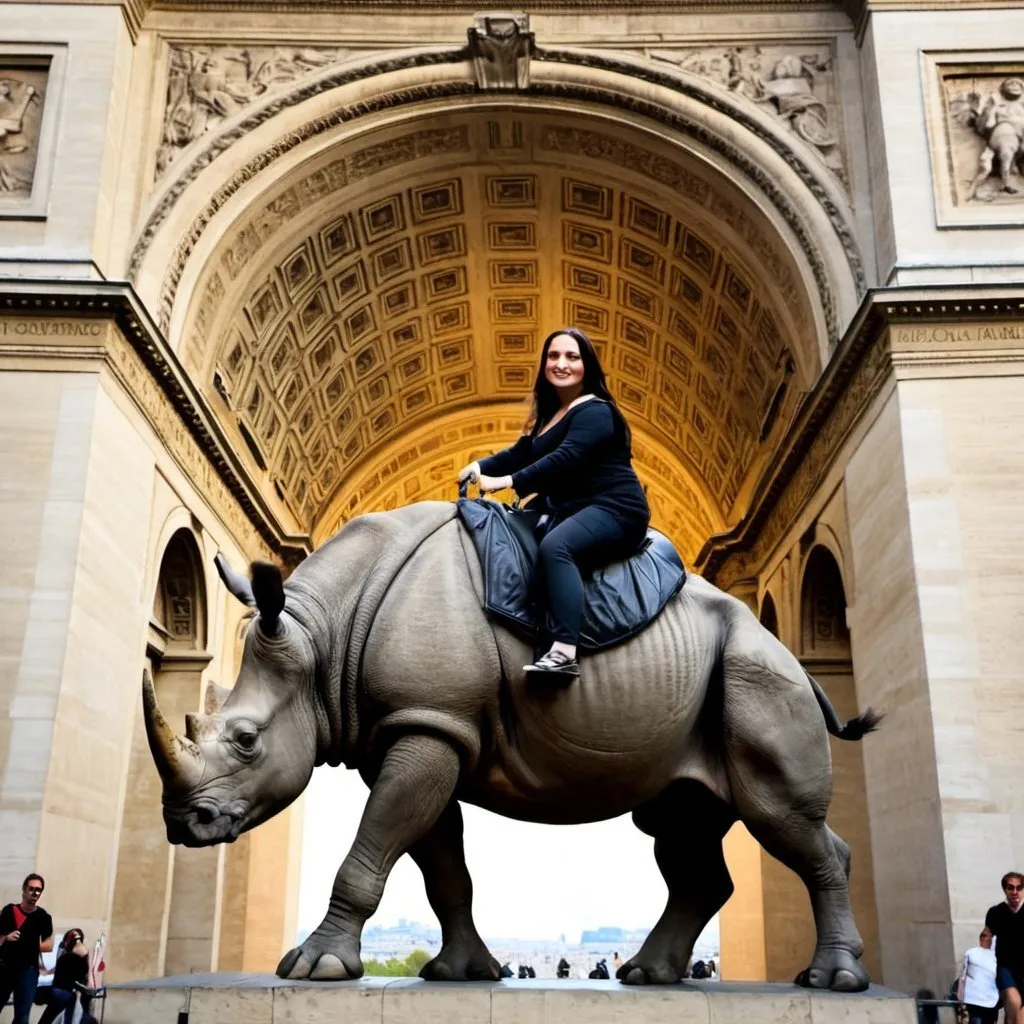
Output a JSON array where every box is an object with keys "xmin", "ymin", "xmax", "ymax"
[{"xmin": 298, "ymin": 765, "xmax": 720, "ymax": 949}]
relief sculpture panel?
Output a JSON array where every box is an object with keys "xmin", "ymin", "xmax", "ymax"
[
  {"xmin": 928, "ymin": 58, "xmax": 1024, "ymax": 226},
  {"xmin": 647, "ymin": 44, "xmax": 846, "ymax": 187},
  {"xmin": 0, "ymin": 62, "xmax": 47, "ymax": 199},
  {"xmin": 945, "ymin": 72, "xmax": 1024, "ymax": 203},
  {"xmin": 157, "ymin": 44, "xmax": 349, "ymax": 181}
]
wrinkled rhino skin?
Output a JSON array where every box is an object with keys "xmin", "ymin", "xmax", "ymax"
[{"xmin": 144, "ymin": 501, "xmax": 879, "ymax": 990}]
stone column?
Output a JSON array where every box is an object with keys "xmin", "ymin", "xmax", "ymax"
[
  {"xmin": 0, "ymin": 345, "xmax": 154, "ymax": 941},
  {"xmin": 845, "ymin": 318, "xmax": 1024, "ymax": 995}
]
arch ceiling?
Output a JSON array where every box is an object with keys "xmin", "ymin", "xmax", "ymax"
[{"xmin": 176, "ymin": 105, "xmax": 823, "ymax": 562}]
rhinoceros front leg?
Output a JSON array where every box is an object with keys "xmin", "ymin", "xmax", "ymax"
[
  {"xmin": 277, "ymin": 733, "xmax": 461, "ymax": 980},
  {"xmin": 408, "ymin": 801, "xmax": 501, "ymax": 981}
]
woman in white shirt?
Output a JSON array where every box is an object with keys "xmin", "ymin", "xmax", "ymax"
[{"xmin": 959, "ymin": 927, "xmax": 1001, "ymax": 1024}]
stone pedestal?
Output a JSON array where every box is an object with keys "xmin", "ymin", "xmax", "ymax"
[{"xmin": 103, "ymin": 975, "xmax": 917, "ymax": 1024}]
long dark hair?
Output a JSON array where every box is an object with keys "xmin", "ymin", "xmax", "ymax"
[
  {"xmin": 59, "ymin": 929, "xmax": 84, "ymax": 954},
  {"xmin": 526, "ymin": 328, "xmax": 632, "ymax": 448}
]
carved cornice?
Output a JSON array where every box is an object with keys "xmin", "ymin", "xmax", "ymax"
[
  {"xmin": 149, "ymin": 1, "xmax": 846, "ymax": 9},
  {"xmin": 0, "ymin": 280, "xmax": 311, "ymax": 560},
  {"xmin": 699, "ymin": 284, "xmax": 1024, "ymax": 588}
]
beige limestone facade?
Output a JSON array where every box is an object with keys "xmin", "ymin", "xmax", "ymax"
[{"xmin": 1, "ymin": 0, "xmax": 1023, "ymax": 999}]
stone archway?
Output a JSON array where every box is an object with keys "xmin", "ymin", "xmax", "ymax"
[
  {"xmin": 108, "ymin": 527, "xmax": 216, "ymax": 981},
  {"xmin": 121, "ymin": 41, "xmax": 868, "ymax": 981},
  {"xmin": 127, "ymin": 42, "xmax": 865, "ymax": 563}
]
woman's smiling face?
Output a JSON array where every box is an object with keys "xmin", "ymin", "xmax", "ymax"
[{"xmin": 545, "ymin": 333, "xmax": 585, "ymax": 393}]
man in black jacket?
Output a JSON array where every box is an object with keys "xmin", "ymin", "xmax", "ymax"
[
  {"xmin": 985, "ymin": 871, "xmax": 1024, "ymax": 1024},
  {"xmin": 0, "ymin": 873, "xmax": 54, "ymax": 1024}
]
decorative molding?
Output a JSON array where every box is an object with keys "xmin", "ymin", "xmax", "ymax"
[
  {"xmin": 0, "ymin": 280, "xmax": 311, "ymax": 561},
  {"xmin": 130, "ymin": 49, "xmax": 859, "ymax": 351},
  {"xmin": 534, "ymin": 48, "xmax": 865, "ymax": 317},
  {"xmin": 924, "ymin": 50, "xmax": 1024, "ymax": 228},
  {"xmin": 648, "ymin": 42, "xmax": 848, "ymax": 189},
  {"xmin": 0, "ymin": 44, "xmax": 66, "ymax": 220},
  {"xmin": 150, "ymin": 0, "xmax": 849, "ymax": 9},
  {"xmin": 701, "ymin": 286, "xmax": 1024, "ymax": 588},
  {"xmin": 467, "ymin": 12, "xmax": 535, "ymax": 91},
  {"xmin": 156, "ymin": 43, "xmax": 351, "ymax": 182},
  {"xmin": 127, "ymin": 47, "xmax": 471, "ymax": 284}
]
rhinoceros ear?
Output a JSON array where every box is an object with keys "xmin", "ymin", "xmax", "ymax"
[
  {"xmin": 215, "ymin": 552, "xmax": 255, "ymax": 607},
  {"xmin": 250, "ymin": 561, "xmax": 285, "ymax": 634},
  {"xmin": 204, "ymin": 681, "xmax": 231, "ymax": 715}
]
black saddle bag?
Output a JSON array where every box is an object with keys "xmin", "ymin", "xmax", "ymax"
[{"xmin": 456, "ymin": 498, "xmax": 685, "ymax": 651}]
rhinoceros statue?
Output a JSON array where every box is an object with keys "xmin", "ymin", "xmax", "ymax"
[{"xmin": 144, "ymin": 500, "xmax": 879, "ymax": 990}]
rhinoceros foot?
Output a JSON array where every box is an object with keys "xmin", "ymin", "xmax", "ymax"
[
  {"xmin": 794, "ymin": 948, "xmax": 870, "ymax": 992},
  {"xmin": 617, "ymin": 945, "xmax": 687, "ymax": 985},
  {"xmin": 419, "ymin": 939, "xmax": 501, "ymax": 982},
  {"xmin": 276, "ymin": 931, "xmax": 363, "ymax": 981}
]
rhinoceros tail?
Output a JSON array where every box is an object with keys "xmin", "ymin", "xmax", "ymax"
[{"xmin": 806, "ymin": 670, "xmax": 883, "ymax": 741}]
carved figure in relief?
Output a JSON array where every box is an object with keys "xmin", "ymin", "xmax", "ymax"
[
  {"xmin": 959, "ymin": 78, "xmax": 1024, "ymax": 200},
  {"xmin": 467, "ymin": 12, "xmax": 535, "ymax": 91},
  {"xmin": 649, "ymin": 46, "xmax": 845, "ymax": 183},
  {"xmin": 156, "ymin": 45, "xmax": 345, "ymax": 179},
  {"xmin": 0, "ymin": 78, "xmax": 38, "ymax": 193}
]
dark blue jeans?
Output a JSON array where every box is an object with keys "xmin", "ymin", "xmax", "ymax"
[
  {"xmin": 38, "ymin": 985, "xmax": 87, "ymax": 1024},
  {"xmin": 536, "ymin": 505, "xmax": 647, "ymax": 644},
  {"xmin": 0, "ymin": 965, "xmax": 39, "ymax": 1024}
]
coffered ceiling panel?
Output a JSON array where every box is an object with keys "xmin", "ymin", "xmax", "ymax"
[{"xmin": 182, "ymin": 110, "xmax": 815, "ymax": 559}]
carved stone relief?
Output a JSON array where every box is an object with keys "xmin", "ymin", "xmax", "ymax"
[
  {"xmin": 0, "ymin": 64, "xmax": 47, "ymax": 197},
  {"xmin": 943, "ymin": 72, "xmax": 1024, "ymax": 205},
  {"xmin": 467, "ymin": 12, "xmax": 535, "ymax": 91},
  {"xmin": 648, "ymin": 44, "xmax": 846, "ymax": 186},
  {"xmin": 157, "ymin": 44, "xmax": 349, "ymax": 180}
]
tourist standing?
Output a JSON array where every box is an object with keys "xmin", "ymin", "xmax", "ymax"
[
  {"xmin": 985, "ymin": 872, "xmax": 1024, "ymax": 1024},
  {"xmin": 0, "ymin": 873, "xmax": 55, "ymax": 1024},
  {"xmin": 957, "ymin": 927, "xmax": 1000, "ymax": 1024}
]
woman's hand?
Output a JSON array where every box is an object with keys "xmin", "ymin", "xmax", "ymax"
[
  {"xmin": 478, "ymin": 474, "xmax": 513, "ymax": 493},
  {"xmin": 457, "ymin": 461, "xmax": 480, "ymax": 485}
]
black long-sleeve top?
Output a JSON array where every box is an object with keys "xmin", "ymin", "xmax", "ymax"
[{"xmin": 478, "ymin": 400, "xmax": 649, "ymax": 525}]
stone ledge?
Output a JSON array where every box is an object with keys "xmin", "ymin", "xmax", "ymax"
[{"xmin": 104, "ymin": 974, "xmax": 917, "ymax": 1024}]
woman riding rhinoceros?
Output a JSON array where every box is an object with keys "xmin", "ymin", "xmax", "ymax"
[
  {"xmin": 459, "ymin": 327, "xmax": 650, "ymax": 681},
  {"xmin": 141, "ymin": 327, "xmax": 880, "ymax": 992}
]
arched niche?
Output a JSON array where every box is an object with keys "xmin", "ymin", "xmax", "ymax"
[
  {"xmin": 152, "ymin": 527, "xmax": 207, "ymax": 652},
  {"xmin": 109, "ymin": 525, "xmax": 217, "ymax": 982},
  {"xmin": 800, "ymin": 546, "xmax": 850, "ymax": 661}
]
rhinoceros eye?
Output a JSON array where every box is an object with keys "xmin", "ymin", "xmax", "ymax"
[{"xmin": 230, "ymin": 720, "xmax": 261, "ymax": 758}]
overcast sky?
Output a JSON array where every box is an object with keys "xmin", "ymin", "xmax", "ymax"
[{"xmin": 297, "ymin": 764, "xmax": 720, "ymax": 946}]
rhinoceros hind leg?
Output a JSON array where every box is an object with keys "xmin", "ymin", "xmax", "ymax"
[
  {"xmin": 410, "ymin": 801, "xmax": 501, "ymax": 982},
  {"xmin": 722, "ymin": 627, "xmax": 869, "ymax": 992},
  {"xmin": 619, "ymin": 781, "xmax": 736, "ymax": 985}
]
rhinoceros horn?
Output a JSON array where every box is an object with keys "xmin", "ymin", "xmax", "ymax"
[{"xmin": 142, "ymin": 670, "xmax": 203, "ymax": 790}]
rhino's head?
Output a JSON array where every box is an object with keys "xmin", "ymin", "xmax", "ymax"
[{"xmin": 145, "ymin": 557, "xmax": 319, "ymax": 847}]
